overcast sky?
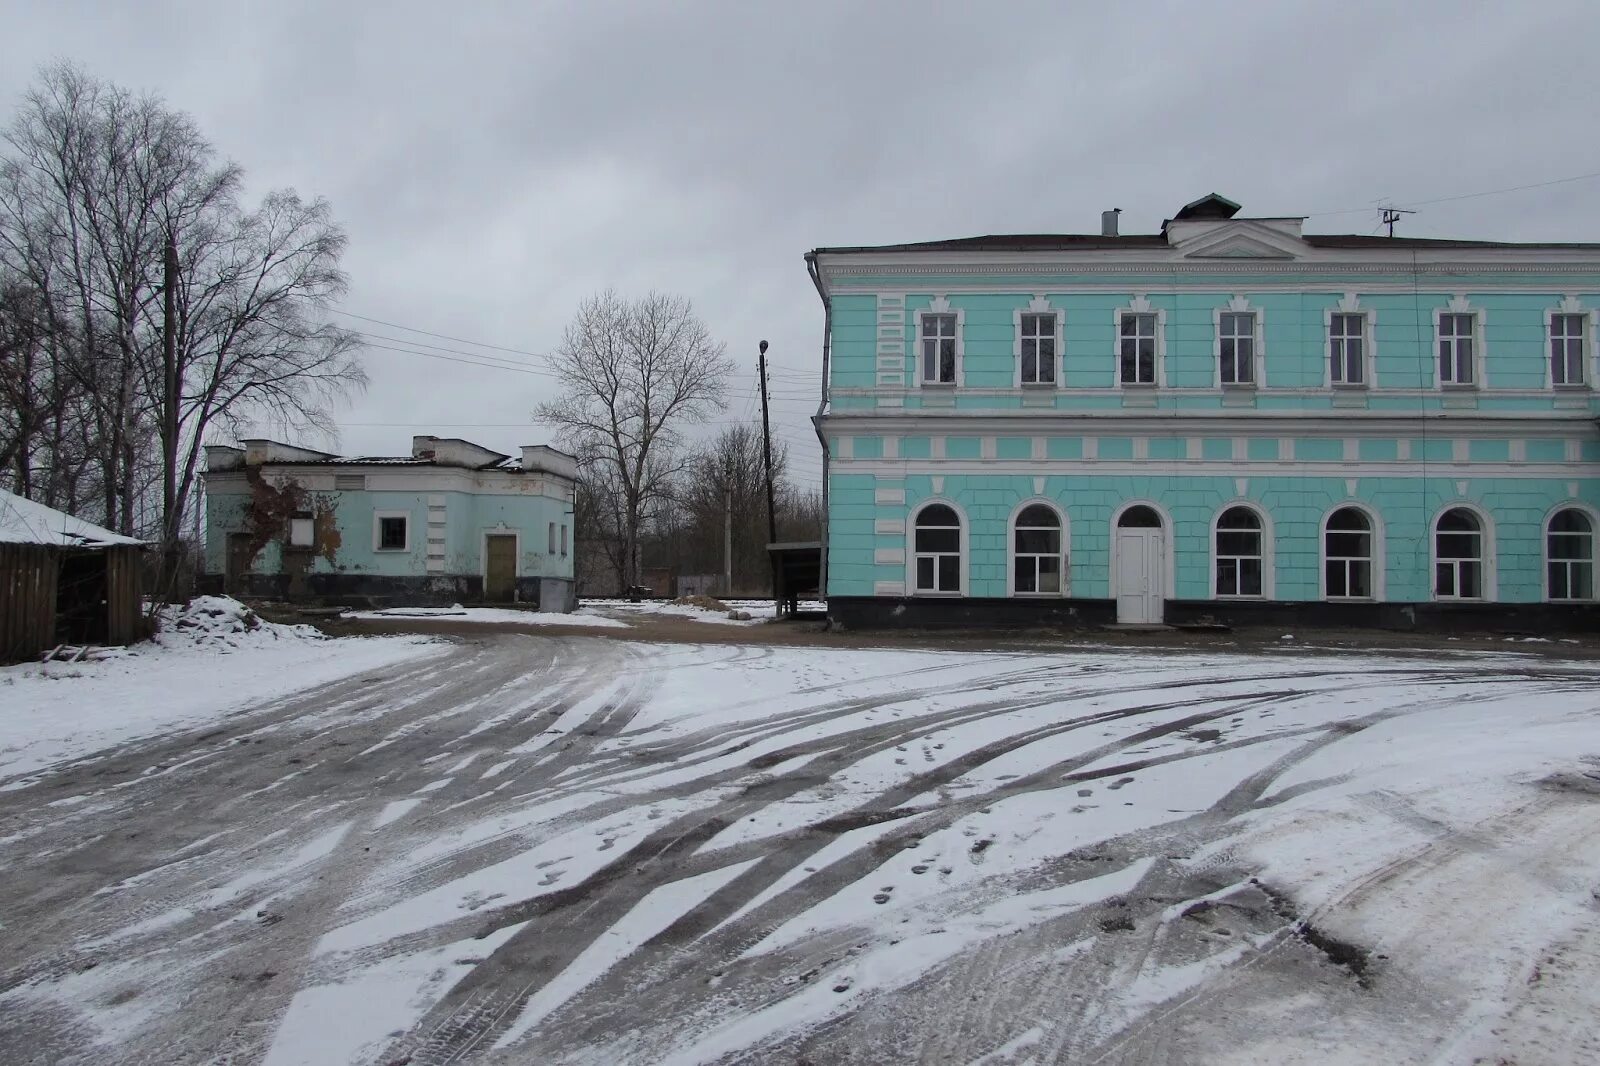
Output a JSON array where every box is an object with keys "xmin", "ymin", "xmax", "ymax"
[{"xmin": 5, "ymin": 0, "xmax": 1599, "ymax": 488}]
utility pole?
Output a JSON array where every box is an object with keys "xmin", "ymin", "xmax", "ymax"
[
  {"xmin": 723, "ymin": 485, "xmax": 732, "ymax": 596},
  {"xmin": 161, "ymin": 231, "xmax": 180, "ymax": 595},
  {"xmin": 757, "ymin": 340, "xmax": 779, "ymax": 606},
  {"xmin": 1381, "ymin": 206, "xmax": 1416, "ymax": 238}
]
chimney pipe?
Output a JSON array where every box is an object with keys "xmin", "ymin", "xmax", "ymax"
[{"xmin": 1101, "ymin": 208, "xmax": 1122, "ymax": 237}]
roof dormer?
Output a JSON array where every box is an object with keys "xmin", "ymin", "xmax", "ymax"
[{"xmin": 1161, "ymin": 194, "xmax": 1309, "ymax": 258}]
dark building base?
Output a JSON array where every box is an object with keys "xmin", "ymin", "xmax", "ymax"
[
  {"xmin": 200, "ymin": 572, "xmax": 575, "ymax": 612},
  {"xmin": 827, "ymin": 596, "xmax": 1600, "ymax": 635}
]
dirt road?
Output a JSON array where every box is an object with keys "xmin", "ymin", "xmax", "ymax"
[{"xmin": 1, "ymin": 634, "xmax": 1597, "ymax": 1064}]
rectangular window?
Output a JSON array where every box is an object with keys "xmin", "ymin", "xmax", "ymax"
[
  {"xmin": 288, "ymin": 514, "xmax": 314, "ymax": 547},
  {"xmin": 549, "ymin": 522, "xmax": 558, "ymax": 553},
  {"xmin": 1019, "ymin": 313, "xmax": 1057, "ymax": 385},
  {"xmin": 1119, "ymin": 312, "xmax": 1157, "ymax": 385},
  {"xmin": 1438, "ymin": 313, "xmax": 1477, "ymax": 386},
  {"xmin": 377, "ymin": 515, "xmax": 407, "ymax": 551},
  {"xmin": 1329, "ymin": 313, "xmax": 1366, "ymax": 386},
  {"xmin": 561, "ymin": 525, "xmax": 569, "ymax": 555},
  {"xmin": 920, "ymin": 313, "xmax": 958, "ymax": 384},
  {"xmin": 1218, "ymin": 312, "xmax": 1255, "ymax": 385},
  {"xmin": 1551, "ymin": 313, "xmax": 1586, "ymax": 386}
]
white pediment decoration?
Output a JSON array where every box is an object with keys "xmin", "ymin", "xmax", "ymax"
[
  {"xmin": 1559, "ymin": 294, "xmax": 1584, "ymax": 314},
  {"xmin": 1337, "ymin": 292, "xmax": 1361, "ymax": 312},
  {"xmin": 928, "ymin": 295, "xmax": 951, "ymax": 314},
  {"xmin": 1175, "ymin": 220, "xmax": 1308, "ymax": 261},
  {"xmin": 1447, "ymin": 294, "xmax": 1473, "ymax": 313},
  {"xmin": 1026, "ymin": 294, "xmax": 1052, "ymax": 313},
  {"xmin": 1226, "ymin": 294, "xmax": 1251, "ymax": 313},
  {"xmin": 1128, "ymin": 293, "xmax": 1152, "ymax": 314}
]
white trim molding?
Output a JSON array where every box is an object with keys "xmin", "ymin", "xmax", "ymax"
[
  {"xmin": 1324, "ymin": 292, "xmax": 1376, "ymax": 389},
  {"xmin": 1005, "ymin": 497, "xmax": 1070, "ymax": 598},
  {"xmin": 1210, "ymin": 500, "xmax": 1275, "ymax": 599},
  {"xmin": 1433, "ymin": 294, "xmax": 1485, "ymax": 390},
  {"xmin": 372, "ymin": 509, "xmax": 412, "ymax": 552},
  {"xmin": 1108, "ymin": 499, "xmax": 1177, "ymax": 600},
  {"xmin": 914, "ymin": 295, "xmax": 965, "ymax": 389},
  {"xmin": 1319, "ymin": 502, "xmax": 1386, "ymax": 601},
  {"xmin": 1545, "ymin": 295, "xmax": 1598, "ymax": 391},
  {"xmin": 1012, "ymin": 294, "xmax": 1064, "ymax": 389},
  {"xmin": 1113, "ymin": 293, "xmax": 1166, "ymax": 391},
  {"xmin": 1213, "ymin": 294, "xmax": 1264, "ymax": 391},
  {"xmin": 906, "ymin": 497, "xmax": 969, "ymax": 596},
  {"xmin": 1430, "ymin": 501, "xmax": 1496, "ymax": 601},
  {"xmin": 1542, "ymin": 500, "xmax": 1600, "ymax": 602}
]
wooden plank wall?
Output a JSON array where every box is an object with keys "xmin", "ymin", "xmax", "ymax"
[
  {"xmin": 0, "ymin": 544, "xmax": 59, "ymax": 664},
  {"xmin": 103, "ymin": 546, "xmax": 148, "ymax": 646}
]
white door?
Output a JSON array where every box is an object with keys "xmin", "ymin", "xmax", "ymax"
[{"xmin": 1115, "ymin": 528, "xmax": 1165, "ymax": 624}]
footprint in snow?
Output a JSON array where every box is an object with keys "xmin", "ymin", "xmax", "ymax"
[
  {"xmin": 598, "ymin": 837, "xmax": 616, "ymax": 851},
  {"xmin": 1107, "ymin": 776, "xmax": 1136, "ymax": 791}
]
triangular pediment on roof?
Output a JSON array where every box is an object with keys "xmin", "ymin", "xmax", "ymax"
[{"xmin": 1170, "ymin": 219, "xmax": 1309, "ymax": 260}]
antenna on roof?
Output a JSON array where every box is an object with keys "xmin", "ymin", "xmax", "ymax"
[{"xmin": 1380, "ymin": 205, "xmax": 1416, "ymax": 238}]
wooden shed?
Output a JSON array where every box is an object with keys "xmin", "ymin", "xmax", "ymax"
[{"xmin": 0, "ymin": 490, "xmax": 147, "ymax": 664}]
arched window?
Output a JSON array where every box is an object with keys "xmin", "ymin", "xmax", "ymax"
[
  {"xmin": 1215, "ymin": 507, "xmax": 1263, "ymax": 597},
  {"xmin": 1324, "ymin": 508, "xmax": 1373, "ymax": 599},
  {"xmin": 913, "ymin": 504, "xmax": 962, "ymax": 594},
  {"xmin": 1118, "ymin": 505, "xmax": 1162, "ymax": 528},
  {"xmin": 1012, "ymin": 504, "xmax": 1063, "ymax": 595},
  {"xmin": 1434, "ymin": 509, "xmax": 1483, "ymax": 599},
  {"xmin": 1547, "ymin": 508, "xmax": 1594, "ymax": 601}
]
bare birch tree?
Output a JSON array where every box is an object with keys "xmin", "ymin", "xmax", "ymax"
[
  {"xmin": 536, "ymin": 291, "xmax": 733, "ymax": 590},
  {"xmin": 0, "ymin": 63, "xmax": 362, "ymax": 583}
]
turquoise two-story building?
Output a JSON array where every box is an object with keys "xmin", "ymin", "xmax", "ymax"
[
  {"xmin": 202, "ymin": 435, "xmax": 578, "ymax": 610},
  {"xmin": 807, "ymin": 194, "xmax": 1600, "ymax": 631}
]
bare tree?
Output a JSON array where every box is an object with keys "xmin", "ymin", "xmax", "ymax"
[
  {"xmin": 673, "ymin": 423, "xmax": 788, "ymax": 591},
  {"xmin": 537, "ymin": 291, "xmax": 734, "ymax": 591},
  {"xmin": 0, "ymin": 63, "xmax": 362, "ymax": 583}
]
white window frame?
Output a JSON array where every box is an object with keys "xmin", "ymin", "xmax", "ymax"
[
  {"xmin": 1320, "ymin": 504, "xmax": 1383, "ymax": 601},
  {"xmin": 1433, "ymin": 296, "xmax": 1483, "ymax": 389},
  {"xmin": 1431, "ymin": 504, "xmax": 1494, "ymax": 601},
  {"xmin": 1213, "ymin": 296, "xmax": 1262, "ymax": 389},
  {"xmin": 373, "ymin": 510, "xmax": 410, "ymax": 552},
  {"xmin": 288, "ymin": 513, "xmax": 314, "ymax": 548},
  {"xmin": 1114, "ymin": 294, "xmax": 1165, "ymax": 389},
  {"xmin": 1547, "ymin": 297, "xmax": 1596, "ymax": 390},
  {"xmin": 1544, "ymin": 503, "xmax": 1597, "ymax": 602},
  {"xmin": 915, "ymin": 295, "xmax": 964, "ymax": 388},
  {"xmin": 907, "ymin": 499, "xmax": 967, "ymax": 596},
  {"xmin": 1006, "ymin": 499, "xmax": 1069, "ymax": 597},
  {"xmin": 1013, "ymin": 295, "xmax": 1062, "ymax": 388},
  {"xmin": 1325, "ymin": 294, "xmax": 1374, "ymax": 389},
  {"xmin": 1211, "ymin": 503, "xmax": 1273, "ymax": 599}
]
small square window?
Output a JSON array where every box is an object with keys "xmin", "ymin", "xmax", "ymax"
[
  {"xmin": 377, "ymin": 515, "xmax": 408, "ymax": 551},
  {"xmin": 288, "ymin": 514, "xmax": 314, "ymax": 547}
]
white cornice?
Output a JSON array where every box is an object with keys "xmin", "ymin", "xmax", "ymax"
[{"xmin": 817, "ymin": 410, "xmax": 1599, "ymax": 438}]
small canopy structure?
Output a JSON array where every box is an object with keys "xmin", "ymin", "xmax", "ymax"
[{"xmin": 0, "ymin": 490, "xmax": 147, "ymax": 662}]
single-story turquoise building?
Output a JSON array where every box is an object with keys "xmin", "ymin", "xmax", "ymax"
[{"xmin": 202, "ymin": 435, "xmax": 578, "ymax": 610}]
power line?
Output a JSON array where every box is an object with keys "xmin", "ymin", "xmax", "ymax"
[
  {"xmin": 1304, "ymin": 167, "xmax": 1600, "ymax": 220},
  {"xmin": 332, "ymin": 308, "xmax": 555, "ymax": 363}
]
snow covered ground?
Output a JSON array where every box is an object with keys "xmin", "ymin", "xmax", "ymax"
[
  {"xmin": 347, "ymin": 605, "xmax": 629, "ymax": 628},
  {"xmin": 582, "ymin": 597, "xmax": 826, "ymax": 626},
  {"xmin": 0, "ymin": 598, "xmax": 445, "ymax": 790},
  {"xmin": 1, "ymin": 635, "xmax": 1598, "ymax": 1064}
]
